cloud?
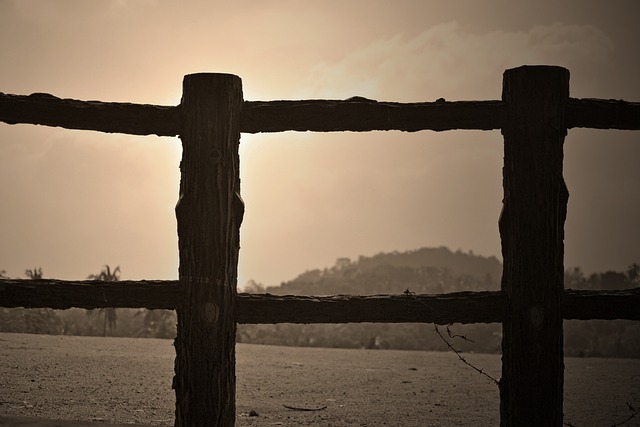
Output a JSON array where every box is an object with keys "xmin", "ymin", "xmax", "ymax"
[
  {"xmin": 303, "ymin": 22, "xmax": 614, "ymax": 101},
  {"xmin": 238, "ymin": 20, "xmax": 620, "ymax": 285},
  {"xmin": 527, "ymin": 22, "xmax": 613, "ymax": 60}
]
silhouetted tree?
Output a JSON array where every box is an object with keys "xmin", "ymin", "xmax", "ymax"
[
  {"xmin": 25, "ymin": 267, "xmax": 43, "ymax": 279},
  {"xmin": 627, "ymin": 263, "xmax": 640, "ymax": 284},
  {"xmin": 564, "ymin": 267, "xmax": 586, "ymax": 289},
  {"xmin": 0, "ymin": 267, "xmax": 63, "ymax": 334},
  {"xmin": 242, "ymin": 279, "xmax": 265, "ymax": 293},
  {"xmin": 134, "ymin": 308, "xmax": 176, "ymax": 338},
  {"xmin": 590, "ymin": 270, "xmax": 632, "ymax": 290},
  {"xmin": 87, "ymin": 265, "xmax": 120, "ymax": 337}
]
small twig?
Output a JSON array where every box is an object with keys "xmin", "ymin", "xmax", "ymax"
[{"xmin": 283, "ymin": 404, "xmax": 327, "ymax": 412}]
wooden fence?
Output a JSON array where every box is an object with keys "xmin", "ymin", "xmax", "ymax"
[{"xmin": 1, "ymin": 65, "xmax": 639, "ymax": 426}]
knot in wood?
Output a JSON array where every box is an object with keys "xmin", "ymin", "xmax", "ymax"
[
  {"xmin": 208, "ymin": 148, "xmax": 222, "ymax": 163},
  {"xmin": 204, "ymin": 301, "xmax": 219, "ymax": 323},
  {"xmin": 529, "ymin": 306, "xmax": 544, "ymax": 329}
]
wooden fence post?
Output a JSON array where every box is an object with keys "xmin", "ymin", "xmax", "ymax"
[
  {"xmin": 499, "ymin": 65, "xmax": 569, "ymax": 426},
  {"xmin": 173, "ymin": 73, "xmax": 244, "ymax": 426}
]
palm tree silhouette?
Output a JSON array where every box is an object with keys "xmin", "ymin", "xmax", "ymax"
[
  {"xmin": 87, "ymin": 265, "xmax": 120, "ymax": 337},
  {"xmin": 25, "ymin": 267, "xmax": 43, "ymax": 279}
]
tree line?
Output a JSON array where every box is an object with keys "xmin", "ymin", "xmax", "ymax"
[
  {"xmin": 2, "ymin": 247, "xmax": 639, "ymax": 358},
  {"xmin": 238, "ymin": 247, "xmax": 640, "ymax": 358},
  {"xmin": 0, "ymin": 265, "xmax": 176, "ymax": 339}
]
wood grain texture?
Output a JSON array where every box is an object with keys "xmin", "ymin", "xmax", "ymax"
[
  {"xmin": 2, "ymin": 280, "xmax": 638, "ymax": 322},
  {"xmin": 241, "ymin": 99, "xmax": 505, "ymax": 132},
  {"xmin": 3, "ymin": 91, "xmax": 639, "ymax": 137},
  {"xmin": 567, "ymin": 97, "xmax": 640, "ymax": 130},
  {"xmin": 237, "ymin": 291, "xmax": 504, "ymax": 324},
  {"xmin": 0, "ymin": 92, "xmax": 180, "ymax": 136},
  {"xmin": 499, "ymin": 65, "xmax": 569, "ymax": 426},
  {"xmin": 0, "ymin": 279, "xmax": 180, "ymax": 310},
  {"xmin": 173, "ymin": 73, "xmax": 243, "ymax": 426}
]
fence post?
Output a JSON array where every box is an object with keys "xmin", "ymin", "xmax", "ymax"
[
  {"xmin": 499, "ymin": 65, "xmax": 569, "ymax": 426},
  {"xmin": 173, "ymin": 73, "xmax": 244, "ymax": 426}
]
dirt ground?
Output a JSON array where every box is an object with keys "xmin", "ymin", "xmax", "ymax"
[{"xmin": 0, "ymin": 333, "xmax": 638, "ymax": 426}]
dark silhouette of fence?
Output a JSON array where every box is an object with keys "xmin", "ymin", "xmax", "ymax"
[{"xmin": 1, "ymin": 65, "xmax": 639, "ymax": 426}]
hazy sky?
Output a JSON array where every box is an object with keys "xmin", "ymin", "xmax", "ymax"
[{"xmin": 1, "ymin": 0, "xmax": 638, "ymax": 288}]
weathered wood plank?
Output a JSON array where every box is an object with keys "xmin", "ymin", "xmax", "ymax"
[
  {"xmin": 0, "ymin": 92, "xmax": 506, "ymax": 135},
  {"xmin": 499, "ymin": 65, "xmax": 569, "ymax": 426},
  {"xmin": 173, "ymin": 73, "xmax": 243, "ymax": 426},
  {"xmin": 563, "ymin": 288, "xmax": 640, "ymax": 320},
  {"xmin": 1, "ymin": 280, "xmax": 638, "ymax": 322},
  {"xmin": 0, "ymin": 279, "xmax": 180, "ymax": 310},
  {"xmin": 4, "ymin": 91, "xmax": 639, "ymax": 137},
  {"xmin": 241, "ymin": 99, "xmax": 505, "ymax": 132},
  {"xmin": 0, "ymin": 92, "xmax": 180, "ymax": 136},
  {"xmin": 237, "ymin": 291, "xmax": 504, "ymax": 324},
  {"xmin": 567, "ymin": 97, "xmax": 640, "ymax": 130}
]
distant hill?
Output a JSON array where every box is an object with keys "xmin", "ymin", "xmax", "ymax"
[
  {"xmin": 355, "ymin": 246, "xmax": 502, "ymax": 281},
  {"xmin": 240, "ymin": 248, "xmax": 639, "ymax": 357},
  {"xmin": 265, "ymin": 246, "xmax": 502, "ymax": 296}
]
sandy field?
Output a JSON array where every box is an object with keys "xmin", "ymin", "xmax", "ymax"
[{"xmin": 0, "ymin": 333, "xmax": 638, "ymax": 426}]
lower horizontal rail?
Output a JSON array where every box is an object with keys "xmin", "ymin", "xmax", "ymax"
[
  {"xmin": 0, "ymin": 279, "xmax": 638, "ymax": 323},
  {"xmin": 0, "ymin": 279, "xmax": 180, "ymax": 310},
  {"xmin": 239, "ymin": 291, "xmax": 503, "ymax": 324}
]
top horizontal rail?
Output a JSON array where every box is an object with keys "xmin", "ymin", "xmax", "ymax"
[
  {"xmin": 241, "ymin": 99, "xmax": 505, "ymax": 132},
  {"xmin": 566, "ymin": 98, "xmax": 640, "ymax": 130},
  {"xmin": 0, "ymin": 92, "xmax": 181, "ymax": 137},
  {"xmin": 1, "ymin": 91, "xmax": 639, "ymax": 136}
]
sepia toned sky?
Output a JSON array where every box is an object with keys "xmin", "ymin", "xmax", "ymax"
[{"xmin": 1, "ymin": 0, "xmax": 639, "ymax": 288}]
